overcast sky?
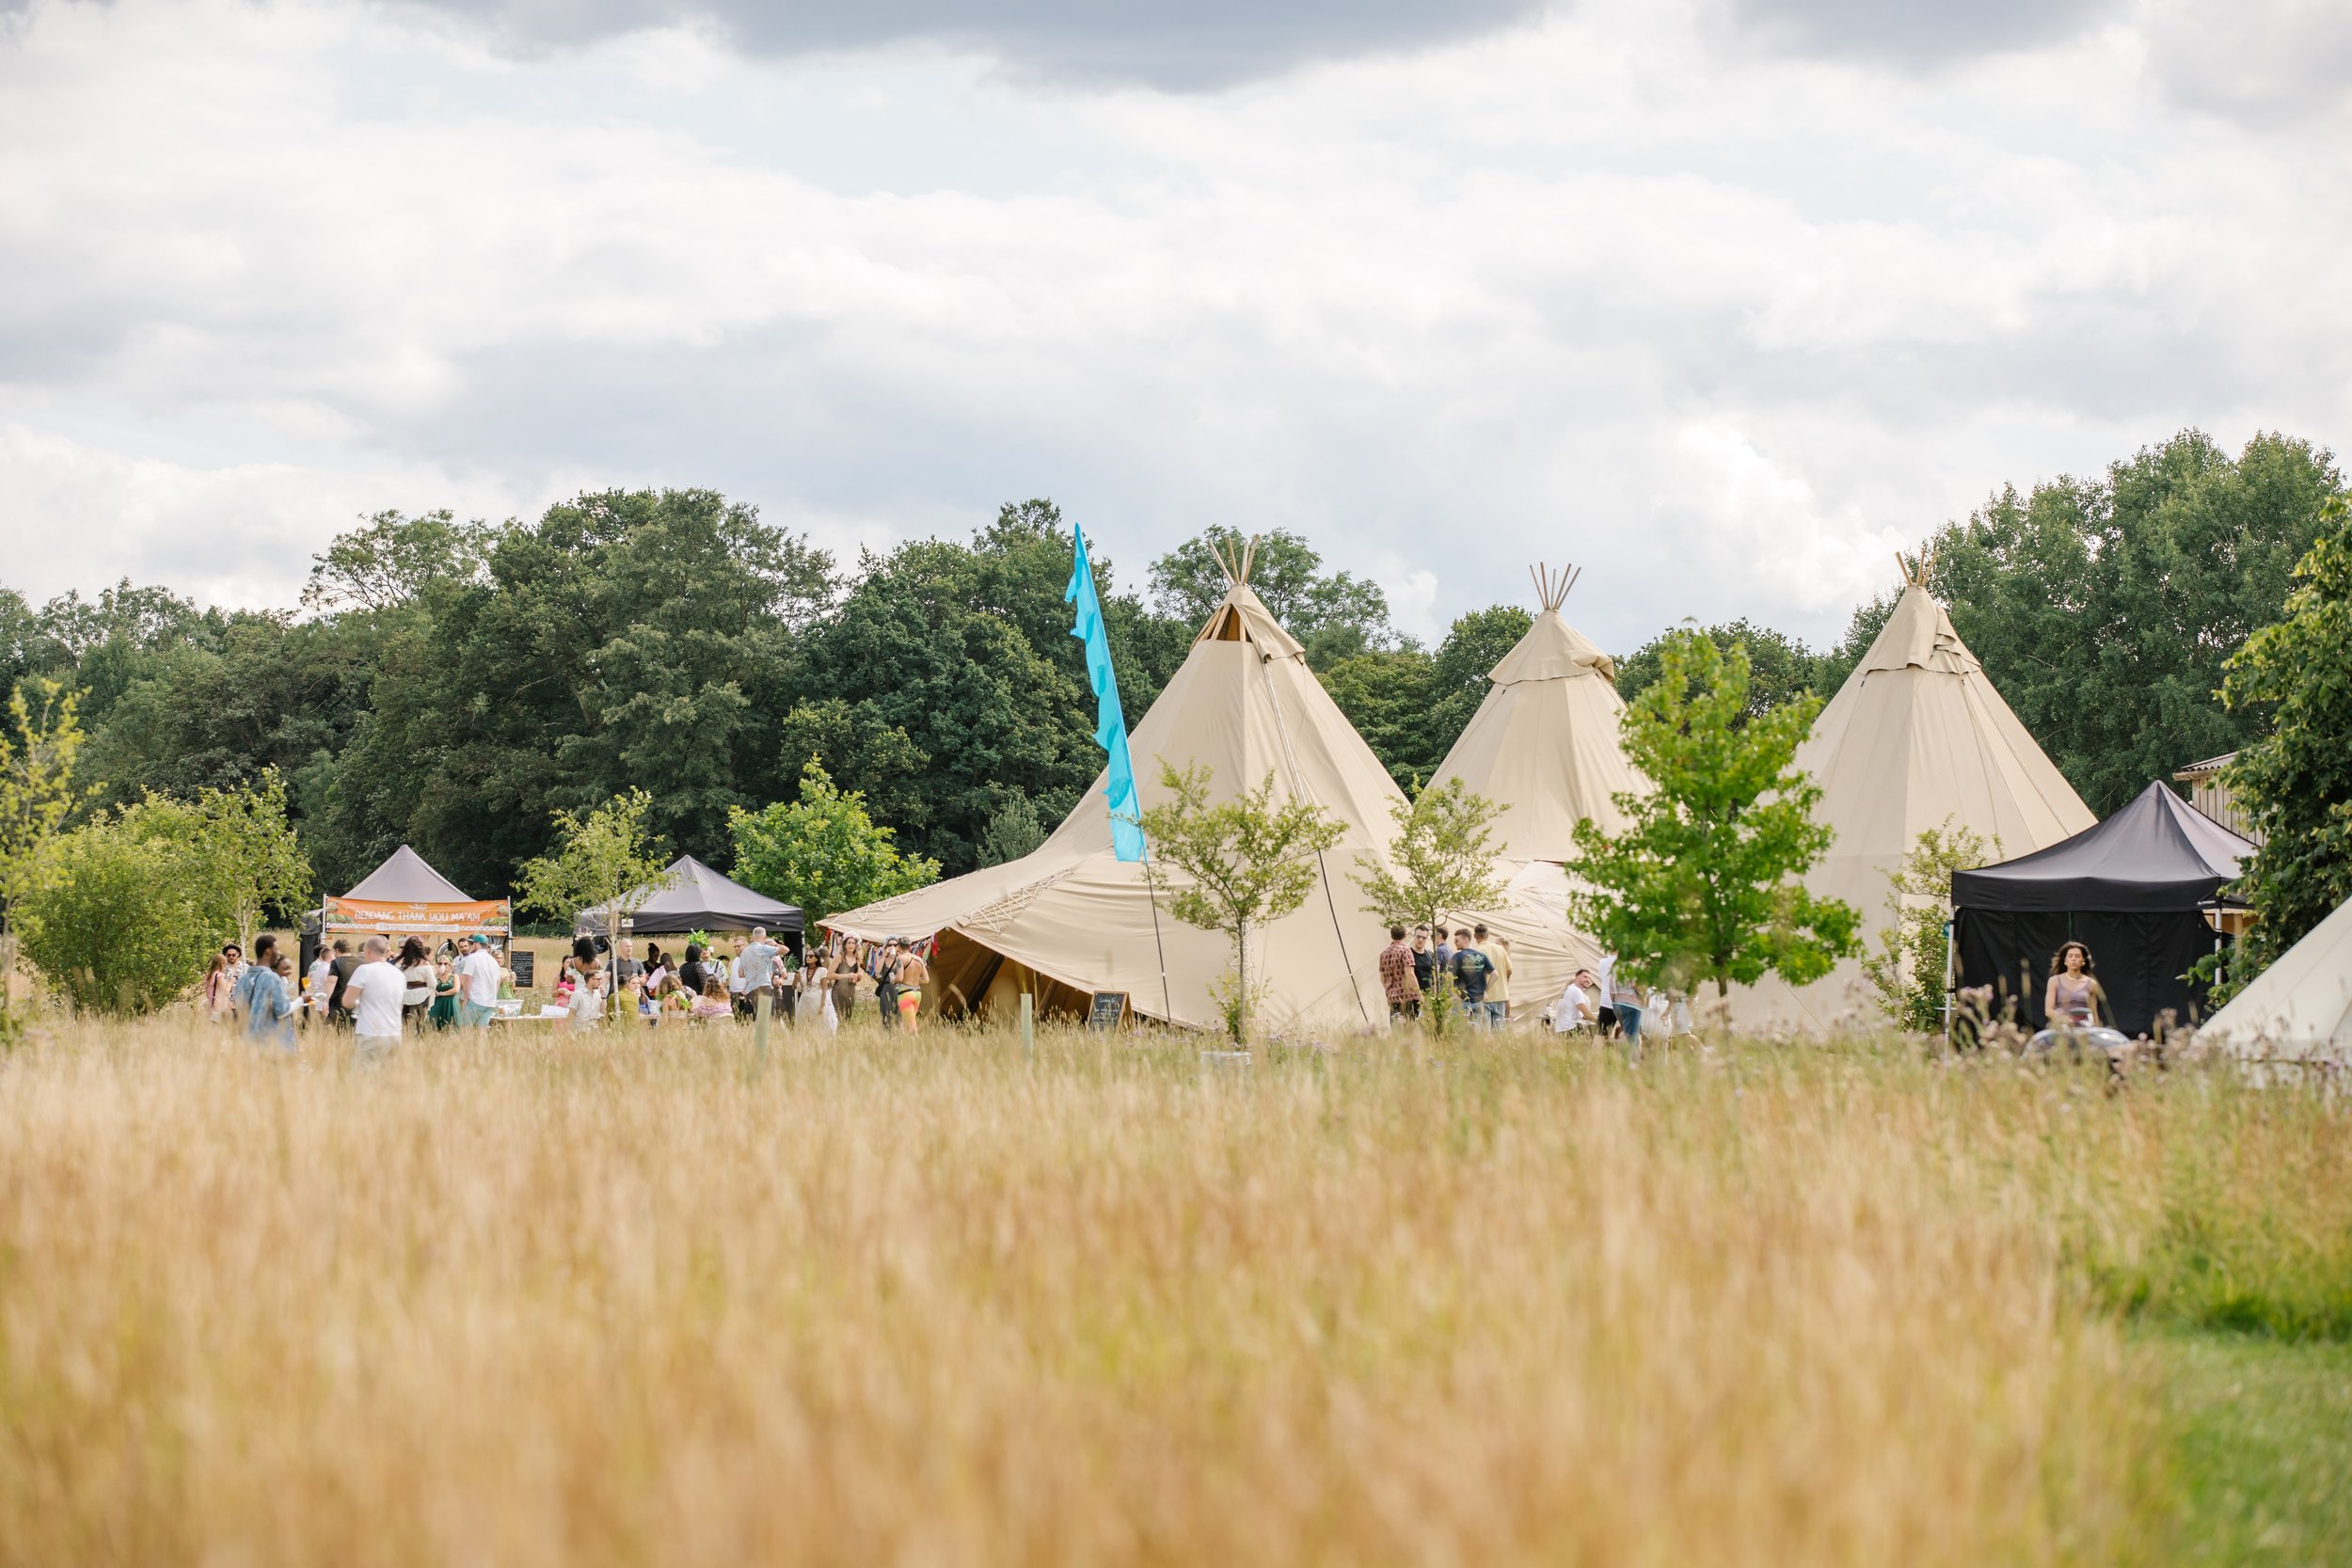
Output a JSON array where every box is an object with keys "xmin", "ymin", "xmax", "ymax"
[{"xmin": 3, "ymin": 0, "xmax": 2347, "ymax": 651}]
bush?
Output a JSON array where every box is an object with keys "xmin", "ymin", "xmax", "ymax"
[{"xmin": 19, "ymin": 810, "xmax": 230, "ymax": 1016}]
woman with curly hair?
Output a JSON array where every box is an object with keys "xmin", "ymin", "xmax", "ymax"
[{"xmin": 2043, "ymin": 942, "xmax": 2107, "ymax": 1030}]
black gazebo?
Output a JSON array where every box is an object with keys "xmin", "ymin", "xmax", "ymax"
[
  {"xmin": 1951, "ymin": 781, "xmax": 2253, "ymax": 1037},
  {"xmin": 575, "ymin": 855, "xmax": 804, "ymax": 956}
]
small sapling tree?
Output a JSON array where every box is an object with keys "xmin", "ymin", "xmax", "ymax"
[
  {"xmin": 1136, "ymin": 761, "xmax": 1344, "ymax": 1043},
  {"xmin": 1567, "ymin": 628, "xmax": 1860, "ymax": 1003}
]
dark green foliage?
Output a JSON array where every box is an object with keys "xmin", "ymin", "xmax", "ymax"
[
  {"xmin": 2217, "ymin": 494, "xmax": 2352, "ymax": 982},
  {"xmin": 1150, "ymin": 525, "xmax": 1396, "ymax": 672},
  {"xmin": 1617, "ymin": 618, "xmax": 1821, "ymax": 722},
  {"xmin": 1320, "ymin": 606, "xmax": 1532, "ymax": 790},
  {"xmin": 789, "ymin": 499, "xmax": 1182, "ymax": 876}
]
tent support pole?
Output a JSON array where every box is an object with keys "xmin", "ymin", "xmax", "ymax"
[{"xmin": 1255, "ymin": 648, "xmax": 1373, "ymax": 1029}]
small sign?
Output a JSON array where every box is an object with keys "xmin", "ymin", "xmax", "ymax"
[
  {"xmin": 511, "ymin": 951, "xmax": 536, "ymax": 990},
  {"xmin": 1088, "ymin": 990, "xmax": 1127, "ymax": 1031}
]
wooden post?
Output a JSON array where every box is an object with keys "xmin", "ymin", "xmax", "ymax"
[{"xmin": 1020, "ymin": 991, "xmax": 1035, "ymax": 1059}]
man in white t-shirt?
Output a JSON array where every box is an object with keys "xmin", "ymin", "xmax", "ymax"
[
  {"xmin": 342, "ymin": 936, "xmax": 407, "ymax": 1057},
  {"xmin": 456, "ymin": 934, "xmax": 503, "ymax": 1028},
  {"xmin": 1549, "ymin": 967, "xmax": 1598, "ymax": 1034}
]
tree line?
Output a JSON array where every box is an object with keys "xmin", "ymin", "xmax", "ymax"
[{"xmin": 0, "ymin": 428, "xmax": 2340, "ymax": 916}]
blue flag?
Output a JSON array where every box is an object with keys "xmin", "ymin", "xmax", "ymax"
[{"xmin": 1066, "ymin": 524, "xmax": 1147, "ymax": 862}]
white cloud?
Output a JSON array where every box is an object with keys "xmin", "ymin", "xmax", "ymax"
[{"xmin": 0, "ymin": 0, "xmax": 2345, "ymax": 652}]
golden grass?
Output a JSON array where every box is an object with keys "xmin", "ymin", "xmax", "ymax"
[{"xmin": 2, "ymin": 1015, "xmax": 2339, "ymax": 1567}]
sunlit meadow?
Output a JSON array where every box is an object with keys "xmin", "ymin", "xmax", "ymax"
[{"xmin": 1, "ymin": 1016, "xmax": 2345, "ymax": 1566}]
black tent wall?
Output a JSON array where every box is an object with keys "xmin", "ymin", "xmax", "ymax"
[{"xmin": 1956, "ymin": 907, "xmax": 2223, "ymax": 1037}]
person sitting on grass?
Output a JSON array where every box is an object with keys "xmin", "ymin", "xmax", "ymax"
[{"xmin": 691, "ymin": 976, "xmax": 732, "ymax": 1022}]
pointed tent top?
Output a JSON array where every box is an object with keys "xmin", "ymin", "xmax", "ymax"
[
  {"xmin": 342, "ymin": 844, "xmax": 471, "ymax": 903},
  {"xmin": 1855, "ymin": 582, "xmax": 1981, "ymax": 677},
  {"xmin": 1210, "ymin": 533, "xmax": 1261, "ymax": 590},
  {"xmin": 1489, "ymin": 605, "xmax": 1617, "ymax": 684},
  {"xmin": 1190, "ymin": 578, "xmax": 1307, "ymax": 657},
  {"xmin": 1528, "ymin": 561, "xmax": 1582, "ymax": 612}
]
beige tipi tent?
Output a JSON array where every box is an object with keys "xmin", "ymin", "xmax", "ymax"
[
  {"xmin": 1432, "ymin": 563, "xmax": 1645, "ymax": 859},
  {"xmin": 1736, "ymin": 559, "xmax": 2095, "ymax": 1030},
  {"xmin": 827, "ymin": 546, "xmax": 1582, "ymax": 1031},
  {"xmin": 2198, "ymin": 895, "xmax": 2352, "ymax": 1067}
]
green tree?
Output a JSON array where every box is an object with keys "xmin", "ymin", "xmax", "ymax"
[
  {"xmin": 794, "ymin": 508, "xmax": 1110, "ymax": 874},
  {"xmin": 1567, "ymin": 630, "xmax": 1859, "ymax": 1001},
  {"xmin": 514, "ymin": 788, "xmax": 677, "ymax": 953},
  {"xmin": 18, "ymin": 796, "xmax": 233, "ymax": 1016},
  {"xmin": 1319, "ymin": 606, "xmax": 1533, "ymax": 791},
  {"xmin": 727, "ymin": 760, "xmax": 940, "ymax": 926},
  {"xmin": 2216, "ymin": 494, "xmax": 2352, "ymax": 985},
  {"xmin": 1617, "ymin": 618, "xmax": 1820, "ymax": 722},
  {"xmin": 1136, "ymin": 761, "xmax": 1345, "ymax": 1042},
  {"xmin": 188, "ymin": 769, "xmax": 314, "ymax": 954},
  {"xmin": 300, "ymin": 508, "xmax": 497, "ymax": 613},
  {"xmin": 0, "ymin": 679, "xmax": 97, "ymax": 1002},
  {"xmin": 1352, "ymin": 777, "xmax": 1506, "ymax": 952},
  {"xmin": 1150, "ymin": 527, "xmax": 1395, "ymax": 669},
  {"xmin": 1857, "ymin": 822, "xmax": 1994, "ymax": 1034},
  {"xmin": 323, "ymin": 488, "xmax": 830, "ymax": 892},
  {"xmin": 1320, "ymin": 648, "xmax": 1435, "ymax": 791},
  {"xmin": 976, "ymin": 796, "xmax": 1048, "ymax": 867}
]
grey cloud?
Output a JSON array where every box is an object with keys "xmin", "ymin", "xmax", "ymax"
[
  {"xmin": 1728, "ymin": 0, "xmax": 2117, "ymax": 65},
  {"xmin": 2140, "ymin": 0, "xmax": 2352, "ymax": 121},
  {"xmin": 382, "ymin": 0, "xmax": 1551, "ymax": 87}
]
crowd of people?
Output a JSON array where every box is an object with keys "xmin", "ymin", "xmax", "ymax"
[
  {"xmin": 540, "ymin": 928, "xmax": 933, "ymax": 1035},
  {"xmin": 197, "ymin": 918, "xmax": 1731, "ymax": 1053},
  {"xmin": 199, "ymin": 929, "xmax": 512, "ymax": 1053},
  {"xmin": 1375, "ymin": 923, "xmax": 1695, "ymax": 1054},
  {"xmin": 193, "ymin": 924, "xmax": 954, "ymax": 1054}
]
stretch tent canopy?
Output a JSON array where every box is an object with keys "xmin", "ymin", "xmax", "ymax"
[
  {"xmin": 1952, "ymin": 781, "xmax": 2253, "ymax": 1037},
  {"xmin": 574, "ymin": 855, "xmax": 803, "ymax": 939},
  {"xmin": 826, "ymin": 549, "xmax": 1588, "ymax": 1031},
  {"xmin": 2198, "ymin": 894, "xmax": 2352, "ymax": 1068},
  {"xmin": 319, "ymin": 845, "xmax": 510, "ymax": 936},
  {"xmin": 1730, "ymin": 566, "xmax": 2095, "ymax": 1031}
]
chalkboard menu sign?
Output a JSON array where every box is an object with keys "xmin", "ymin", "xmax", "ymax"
[
  {"xmin": 1088, "ymin": 990, "xmax": 1127, "ymax": 1031},
  {"xmin": 510, "ymin": 951, "xmax": 536, "ymax": 990}
]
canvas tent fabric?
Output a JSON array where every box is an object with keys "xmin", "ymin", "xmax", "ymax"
[
  {"xmin": 574, "ymin": 855, "xmax": 803, "ymax": 938},
  {"xmin": 342, "ymin": 845, "xmax": 471, "ymax": 903},
  {"xmin": 1432, "ymin": 599, "xmax": 1645, "ymax": 859},
  {"xmin": 826, "ymin": 579, "xmax": 1594, "ymax": 1031},
  {"xmin": 1952, "ymin": 781, "xmax": 2253, "ymax": 1037},
  {"xmin": 1730, "ymin": 583, "xmax": 2096, "ymax": 1032},
  {"xmin": 2198, "ymin": 894, "xmax": 2352, "ymax": 1066}
]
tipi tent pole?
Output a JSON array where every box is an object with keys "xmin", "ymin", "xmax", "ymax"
[
  {"xmin": 1252, "ymin": 647, "xmax": 1375, "ymax": 1029},
  {"xmin": 1143, "ymin": 848, "xmax": 1175, "ymax": 1024}
]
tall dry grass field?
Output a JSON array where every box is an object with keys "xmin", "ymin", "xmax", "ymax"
[{"xmin": 2, "ymin": 1017, "xmax": 2344, "ymax": 1566}]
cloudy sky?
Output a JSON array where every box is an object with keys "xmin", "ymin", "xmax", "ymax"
[{"xmin": 2, "ymin": 0, "xmax": 2347, "ymax": 650}]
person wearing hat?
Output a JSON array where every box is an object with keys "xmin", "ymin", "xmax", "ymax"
[{"xmin": 455, "ymin": 932, "xmax": 503, "ymax": 1029}]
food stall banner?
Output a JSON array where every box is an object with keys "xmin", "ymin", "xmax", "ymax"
[{"xmin": 321, "ymin": 896, "xmax": 513, "ymax": 936}]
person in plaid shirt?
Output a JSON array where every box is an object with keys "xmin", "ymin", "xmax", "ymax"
[{"xmin": 1378, "ymin": 926, "xmax": 1421, "ymax": 1022}]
